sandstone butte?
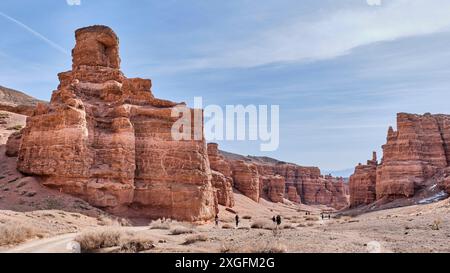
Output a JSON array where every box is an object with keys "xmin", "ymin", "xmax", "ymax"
[
  {"xmin": 349, "ymin": 113, "xmax": 450, "ymax": 207},
  {"xmin": 6, "ymin": 25, "xmax": 350, "ymax": 221},
  {"xmin": 15, "ymin": 25, "xmax": 217, "ymax": 221}
]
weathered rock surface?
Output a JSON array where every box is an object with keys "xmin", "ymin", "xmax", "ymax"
[
  {"xmin": 6, "ymin": 131, "xmax": 22, "ymax": 157},
  {"xmin": 17, "ymin": 25, "xmax": 216, "ymax": 221},
  {"xmin": 219, "ymin": 149, "xmax": 349, "ymax": 209},
  {"xmin": 377, "ymin": 113, "xmax": 450, "ymax": 199},
  {"xmin": 207, "ymin": 143, "xmax": 235, "ymax": 207},
  {"xmin": 349, "ymin": 152, "xmax": 378, "ymax": 207},
  {"xmin": 0, "ymin": 85, "xmax": 46, "ymax": 116},
  {"xmin": 350, "ymin": 113, "xmax": 450, "ymax": 206}
]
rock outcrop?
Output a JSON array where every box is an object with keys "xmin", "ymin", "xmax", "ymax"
[
  {"xmin": 377, "ymin": 113, "xmax": 450, "ymax": 199},
  {"xmin": 219, "ymin": 149, "xmax": 349, "ymax": 209},
  {"xmin": 350, "ymin": 113, "xmax": 450, "ymax": 206},
  {"xmin": 207, "ymin": 143, "xmax": 235, "ymax": 207},
  {"xmin": 349, "ymin": 152, "xmax": 378, "ymax": 207},
  {"xmin": 17, "ymin": 25, "xmax": 216, "ymax": 221}
]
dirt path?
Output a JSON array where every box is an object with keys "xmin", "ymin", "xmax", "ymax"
[{"xmin": 2, "ymin": 233, "xmax": 79, "ymax": 253}]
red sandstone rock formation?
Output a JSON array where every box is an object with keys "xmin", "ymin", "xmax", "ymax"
[
  {"xmin": 17, "ymin": 25, "xmax": 216, "ymax": 221},
  {"xmin": 349, "ymin": 152, "xmax": 378, "ymax": 207},
  {"xmin": 207, "ymin": 143, "xmax": 235, "ymax": 207},
  {"xmin": 377, "ymin": 113, "xmax": 450, "ymax": 199},
  {"xmin": 350, "ymin": 113, "xmax": 450, "ymax": 205},
  {"xmin": 219, "ymin": 149, "xmax": 349, "ymax": 209},
  {"xmin": 230, "ymin": 160, "xmax": 260, "ymax": 202},
  {"xmin": 5, "ymin": 131, "xmax": 22, "ymax": 157}
]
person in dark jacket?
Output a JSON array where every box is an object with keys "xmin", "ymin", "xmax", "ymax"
[{"xmin": 235, "ymin": 214, "xmax": 240, "ymax": 228}]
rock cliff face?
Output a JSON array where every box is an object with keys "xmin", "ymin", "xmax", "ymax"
[
  {"xmin": 350, "ymin": 113, "xmax": 450, "ymax": 206},
  {"xmin": 377, "ymin": 113, "xmax": 450, "ymax": 199},
  {"xmin": 17, "ymin": 26, "xmax": 216, "ymax": 221},
  {"xmin": 207, "ymin": 143, "xmax": 235, "ymax": 207},
  {"xmin": 218, "ymin": 148, "xmax": 349, "ymax": 209},
  {"xmin": 349, "ymin": 152, "xmax": 378, "ymax": 207}
]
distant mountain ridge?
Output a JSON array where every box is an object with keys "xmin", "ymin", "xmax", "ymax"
[{"xmin": 0, "ymin": 85, "xmax": 47, "ymax": 115}]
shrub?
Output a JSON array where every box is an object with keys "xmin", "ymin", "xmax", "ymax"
[
  {"xmin": 149, "ymin": 220, "xmax": 171, "ymax": 230},
  {"xmin": 75, "ymin": 229, "xmax": 122, "ymax": 252},
  {"xmin": 182, "ymin": 234, "xmax": 208, "ymax": 245},
  {"xmin": 120, "ymin": 234, "xmax": 154, "ymax": 253},
  {"xmin": 222, "ymin": 224, "xmax": 234, "ymax": 229},
  {"xmin": 0, "ymin": 223, "xmax": 38, "ymax": 246},
  {"xmin": 6, "ymin": 125, "xmax": 23, "ymax": 131},
  {"xmin": 242, "ymin": 215, "xmax": 252, "ymax": 220},
  {"xmin": 250, "ymin": 220, "xmax": 273, "ymax": 230},
  {"xmin": 431, "ymin": 219, "xmax": 442, "ymax": 231},
  {"xmin": 170, "ymin": 226, "xmax": 194, "ymax": 235}
]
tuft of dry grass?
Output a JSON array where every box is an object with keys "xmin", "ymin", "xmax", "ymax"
[
  {"xmin": 222, "ymin": 224, "xmax": 234, "ymax": 229},
  {"xmin": 182, "ymin": 234, "xmax": 208, "ymax": 245},
  {"xmin": 120, "ymin": 234, "xmax": 155, "ymax": 253},
  {"xmin": 75, "ymin": 229, "xmax": 122, "ymax": 252},
  {"xmin": 431, "ymin": 219, "xmax": 442, "ymax": 231},
  {"xmin": 250, "ymin": 220, "xmax": 273, "ymax": 230},
  {"xmin": 0, "ymin": 223, "xmax": 38, "ymax": 246},
  {"xmin": 6, "ymin": 125, "xmax": 23, "ymax": 131},
  {"xmin": 223, "ymin": 242, "xmax": 288, "ymax": 253},
  {"xmin": 170, "ymin": 226, "xmax": 195, "ymax": 235},
  {"xmin": 149, "ymin": 220, "xmax": 171, "ymax": 230}
]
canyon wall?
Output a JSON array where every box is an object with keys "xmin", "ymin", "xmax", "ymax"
[
  {"xmin": 350, "ymin": 113, "xmax": 450, "ymax": 207},
  {"xmin": 217, "ymin": 148, "xmax": 349, "ymax": 209},
  {"xmin": 16, "ymin": 26, "xmax": 217, "ymax": 221}
]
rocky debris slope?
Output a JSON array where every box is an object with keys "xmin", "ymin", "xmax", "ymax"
[
  {"xmin": 350, "ymin": 113, "xmax": 450, "ymax": 207},
  {"xmin": 14, "ymin": 25, "xmax": 216, "ymax": 221},
  {"xmin": 217, "ymin": 147, "xmax": 349, "ymax": 209},
  {"xmin": 0, "ymin": 86, "xmax": 46, "ymax": 116}
]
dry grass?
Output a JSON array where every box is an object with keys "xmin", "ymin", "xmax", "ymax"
[
  {"xmin": 250, "ymin": 220, "xmax": 274, "ymax": 230},
  {"xmin": 149, "ymin": 220, "xmax": 171, "ymax": 230},
  {"xmin": 120, "ymin": 234, "xmax": 155, "ymax": 253},
  {"xmin": 222, "ymin": 242, "xmax": 288, "ymax": 253},
  {"xmin": 0, "ymin": 223, "xmax": 39, "ymax": 246},
  {"xmin": 170, "ymin": 226, "xmax": 195, "ymax": 235},
  {"xmin": 75, "ymin": 229, "xmax": 122, "ymax": 252},
  {"xmin": 431, "ymin": 219, "xmax": 442, "ymax": 231},
  {"xmin": 222, "ymin": 224, "xmax": 234, "ymax": 229},
  {"xmin": 6, "ymin": 125, "xmax": 23, "ymax": 131},
  {"xmin": 182, "ymin": 234, "xmax": 208, "ymax": 245}
]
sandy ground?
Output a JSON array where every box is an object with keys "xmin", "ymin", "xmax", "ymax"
[
  {"xmin": 0, "ymin": 110, "xmax": 26, "ymax": 145},
  {"xmin": 1, "ymin": 192, "xmax": 449, "ymax": 253}
]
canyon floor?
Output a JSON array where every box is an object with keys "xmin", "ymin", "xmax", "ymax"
[
  {"xmin": 1, "ymin": 191, "xmax": 449, "ymax": 253},
  {"xmin": 1, "ymin": 109, "xmax": 449, "ymax": 253}
]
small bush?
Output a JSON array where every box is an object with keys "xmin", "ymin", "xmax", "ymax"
[
  {"xmin": 149, "ymin": 220, "xmax": 171, "ymax": 230},
  {"xmin": 0, "ymin": 224, "xmax": 38, "ymax": 246},
  {"xmin": 250, "ymin": 220, "xmax": 273, "ymax": 230},
  {"xmin": 183, "ymin": 234, "xmax": 208, "ymax": 245},
  {"xmin": 120, "ymin": 234, "xmax": 154, "ymax": 253},
  {"xmin": 222, "ymin": 224, "xmax": 234, "ymax": 229},
  {"xmin": 6, "ymin": 125, "xmax": 23, "ymax": 131},
  {"xmin": 0, "ymin": 112, "xmax": 9, "ymax": 119},
  {"xmin": 281, "ymin": 224, "xmax": 295, "ymax": 230},
  {"xmin": 431, "ymin": 219, "xmax": 442, "ymax": 231},
  {"xmin": 75, "ymin": 229, "xmax": 122, "ymax": 252},
  {"xmin": 242, "ymin": 215, "xmax": 252, "ymax": 220},
  {"xmin": 170, "ymin": 226, "xmax": 194, "ymax": 235}
]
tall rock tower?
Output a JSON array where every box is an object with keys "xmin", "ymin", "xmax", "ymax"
[{"xmin": 17, "ymin": 25, "xmax": 217, "ymax": 221}]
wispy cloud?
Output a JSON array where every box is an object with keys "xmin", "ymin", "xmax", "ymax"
[
  {"xmin": 0, "ymin": 10, "xmax": 69, "ymax": 55},
  {"xmin": 174, "ymin": 0, "xmax": 450, "ymax": 70}
]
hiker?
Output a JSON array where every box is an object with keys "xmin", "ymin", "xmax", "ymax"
[
  {"xmin": 328, "ymin": 214, "xmax": 331, "ymax": 220},
  {"xmin": 276, "ymin": 215, "xmax": 282, "ymax": 227},
  {"xmin": 272, "ymin": 216, "xmax": 276, "ymax": 224},
  {"xmin": 321, "ymin": 213, "xmax": 324, "ymax": 220},
  {"xmin": 235, "ymin": 214, "xmax": 240, "ymax": 228},
  {"xmin": 215, "ymin": 214, "xmax": 219, "ymax": 227}
]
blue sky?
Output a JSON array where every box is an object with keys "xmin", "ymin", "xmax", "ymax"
[{"xmin": 1, "ymin": 0, "xmax": 450, "ymax": 174}]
